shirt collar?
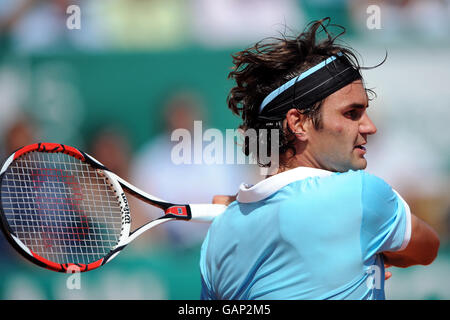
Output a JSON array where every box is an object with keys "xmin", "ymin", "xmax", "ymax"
[{"xmin": 237, "ymin": 166, "xmax": 334, "ymax": 203}]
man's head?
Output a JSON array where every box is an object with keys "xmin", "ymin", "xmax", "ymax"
[
  {"xmin": 285, "ymin": 79, "xmax": 377, "ymax": 172},
  {"xmin": 227, "ymin": 18, "xmax": 381, "ymax": 173}
]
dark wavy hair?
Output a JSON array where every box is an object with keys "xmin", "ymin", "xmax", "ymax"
[{"xmin": 227, "ymin": 18, "xmax": 380, "ymax": 168}]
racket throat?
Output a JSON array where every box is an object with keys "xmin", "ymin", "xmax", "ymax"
[
  {"xmin": 124, "ymin": 217, "xmax": 174, "ymax": 245},
  {"xmin": 103, "ymin": 244, "xmax": 127, "ymax": 266}
]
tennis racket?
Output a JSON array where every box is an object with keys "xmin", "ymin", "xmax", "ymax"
[{"xmin": 0, "ymin": 142, "xmax": 226, "ymax": 272}]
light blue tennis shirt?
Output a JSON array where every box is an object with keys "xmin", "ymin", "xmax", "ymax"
[{"xmin": 199, "ymin": 167, "xmax": 412, "ymax": 300}]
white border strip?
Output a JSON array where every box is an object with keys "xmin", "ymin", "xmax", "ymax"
[
  {"xmin": 237, "ymin": 166, "xmax": 333, "ymax": 203},
  {"xmin": 393, "ymin": 190, "xmax": 412, "ymax": 251},
  {"xmin": 11, "ymin": 234, "xmax": 32, "ymax": 256},
  {"xmin": 0, "ymin": 154, "xmax": 15, "ymax": 175}
]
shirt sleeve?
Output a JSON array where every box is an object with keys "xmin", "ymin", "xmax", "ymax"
[{"xmin": 360, "ymin": 172, "xmax": 412, "ymax": 261}]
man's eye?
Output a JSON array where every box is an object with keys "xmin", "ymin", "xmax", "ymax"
[{"xmin": 345, "ymin": 110, "xmax": 361, "ymax": 120}]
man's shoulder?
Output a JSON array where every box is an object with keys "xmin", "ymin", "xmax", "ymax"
[
  {"xmin": 283, "ymin": 169, "xmax": 393, "ymax": 202},
  {"xmin": 331, "ymin": 170, "xmax": 396, "ymax": 201},
  {"xmin": 287, "ymin": 169, "xmax": 366, "ymax": 189},
  {"xmin": 332, "ymin": 170, "xmax": 389, "ymax": 188}
]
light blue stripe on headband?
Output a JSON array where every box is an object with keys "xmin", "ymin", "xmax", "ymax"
[{"xmin": 259, "ymin": 53, "xmax": 342, "ymax": 113}]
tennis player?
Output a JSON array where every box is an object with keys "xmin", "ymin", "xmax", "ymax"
[{"xmin": 199, "ymin": 19, "xmax": 440, "ymax": 300}]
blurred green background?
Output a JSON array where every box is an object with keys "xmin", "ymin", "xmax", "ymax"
[{"xmin": 0, "ymin": 0, "xmax": 449, "ymax": 299}]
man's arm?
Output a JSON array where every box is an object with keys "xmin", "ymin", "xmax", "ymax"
[{"xmin": 382, "ymin": 214, "xmax": 440, "ymax": 268}]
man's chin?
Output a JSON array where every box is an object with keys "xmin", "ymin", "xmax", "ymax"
[
  {"xmin": 341, "ymin": 159, "xmax": 367, "ymax": 172},
  {"xmin": 326, "ymin": 158, "xmax": 367, "ymax": 172},
  {"xmin": 353, "ymin": 158, "xmax": 367, "ymax": 171}
]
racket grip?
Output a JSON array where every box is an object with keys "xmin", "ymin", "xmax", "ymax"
[{"xmin": 189, "ymin": 204, "xmax": 227, "ymax": 222}]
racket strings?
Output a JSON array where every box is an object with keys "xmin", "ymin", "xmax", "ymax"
[{"xmin": 1, "ymin": 152, "xmax": 123, "ymax": 265}]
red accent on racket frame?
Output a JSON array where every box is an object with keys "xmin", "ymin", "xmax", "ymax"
[
  {"xmin": 29, "ymin": 249, "xmax": 104, "ymax": 272},
  {"xmin": 63, "ymin": 259, "xmax": 104, "ymax": 272},
  {"xmin": 13, "ymin": 143, "xmax": 85, "ymax": 161},
  {"xmin": 165, "ymin": 206, "xmax": 189, "ymax": 218}
]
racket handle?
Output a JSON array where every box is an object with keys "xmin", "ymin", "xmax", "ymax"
[{"xmin": 189, "ymin": 204, "xmax": 227, "ymax": 222}]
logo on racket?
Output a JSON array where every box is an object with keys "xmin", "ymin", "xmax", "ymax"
[{"xmin": 120, "ymin": 193, "xmax": 131, "ymax": 224}]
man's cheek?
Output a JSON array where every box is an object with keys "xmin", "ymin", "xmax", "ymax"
[{"xmin": 333, "ymin": 124, "xmax": 344, "ymax": 134}]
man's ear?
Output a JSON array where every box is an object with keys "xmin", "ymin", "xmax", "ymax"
[{"xmin": 286, "ymin": 108, "xmax": 308, "ymax": 141}]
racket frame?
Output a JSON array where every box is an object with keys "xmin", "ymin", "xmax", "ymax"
[
  {"xmin": 0, "ymin": 143, "xmax": 226, "ymax": 273},
  {"xmin": 0, "ymin": 143, "xmax": 109, "ymax": 272}
]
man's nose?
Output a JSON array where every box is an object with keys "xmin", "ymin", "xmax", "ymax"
[{"xmin": 360, "ymin": 113, "xmax": 377, "ymax": 135}]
